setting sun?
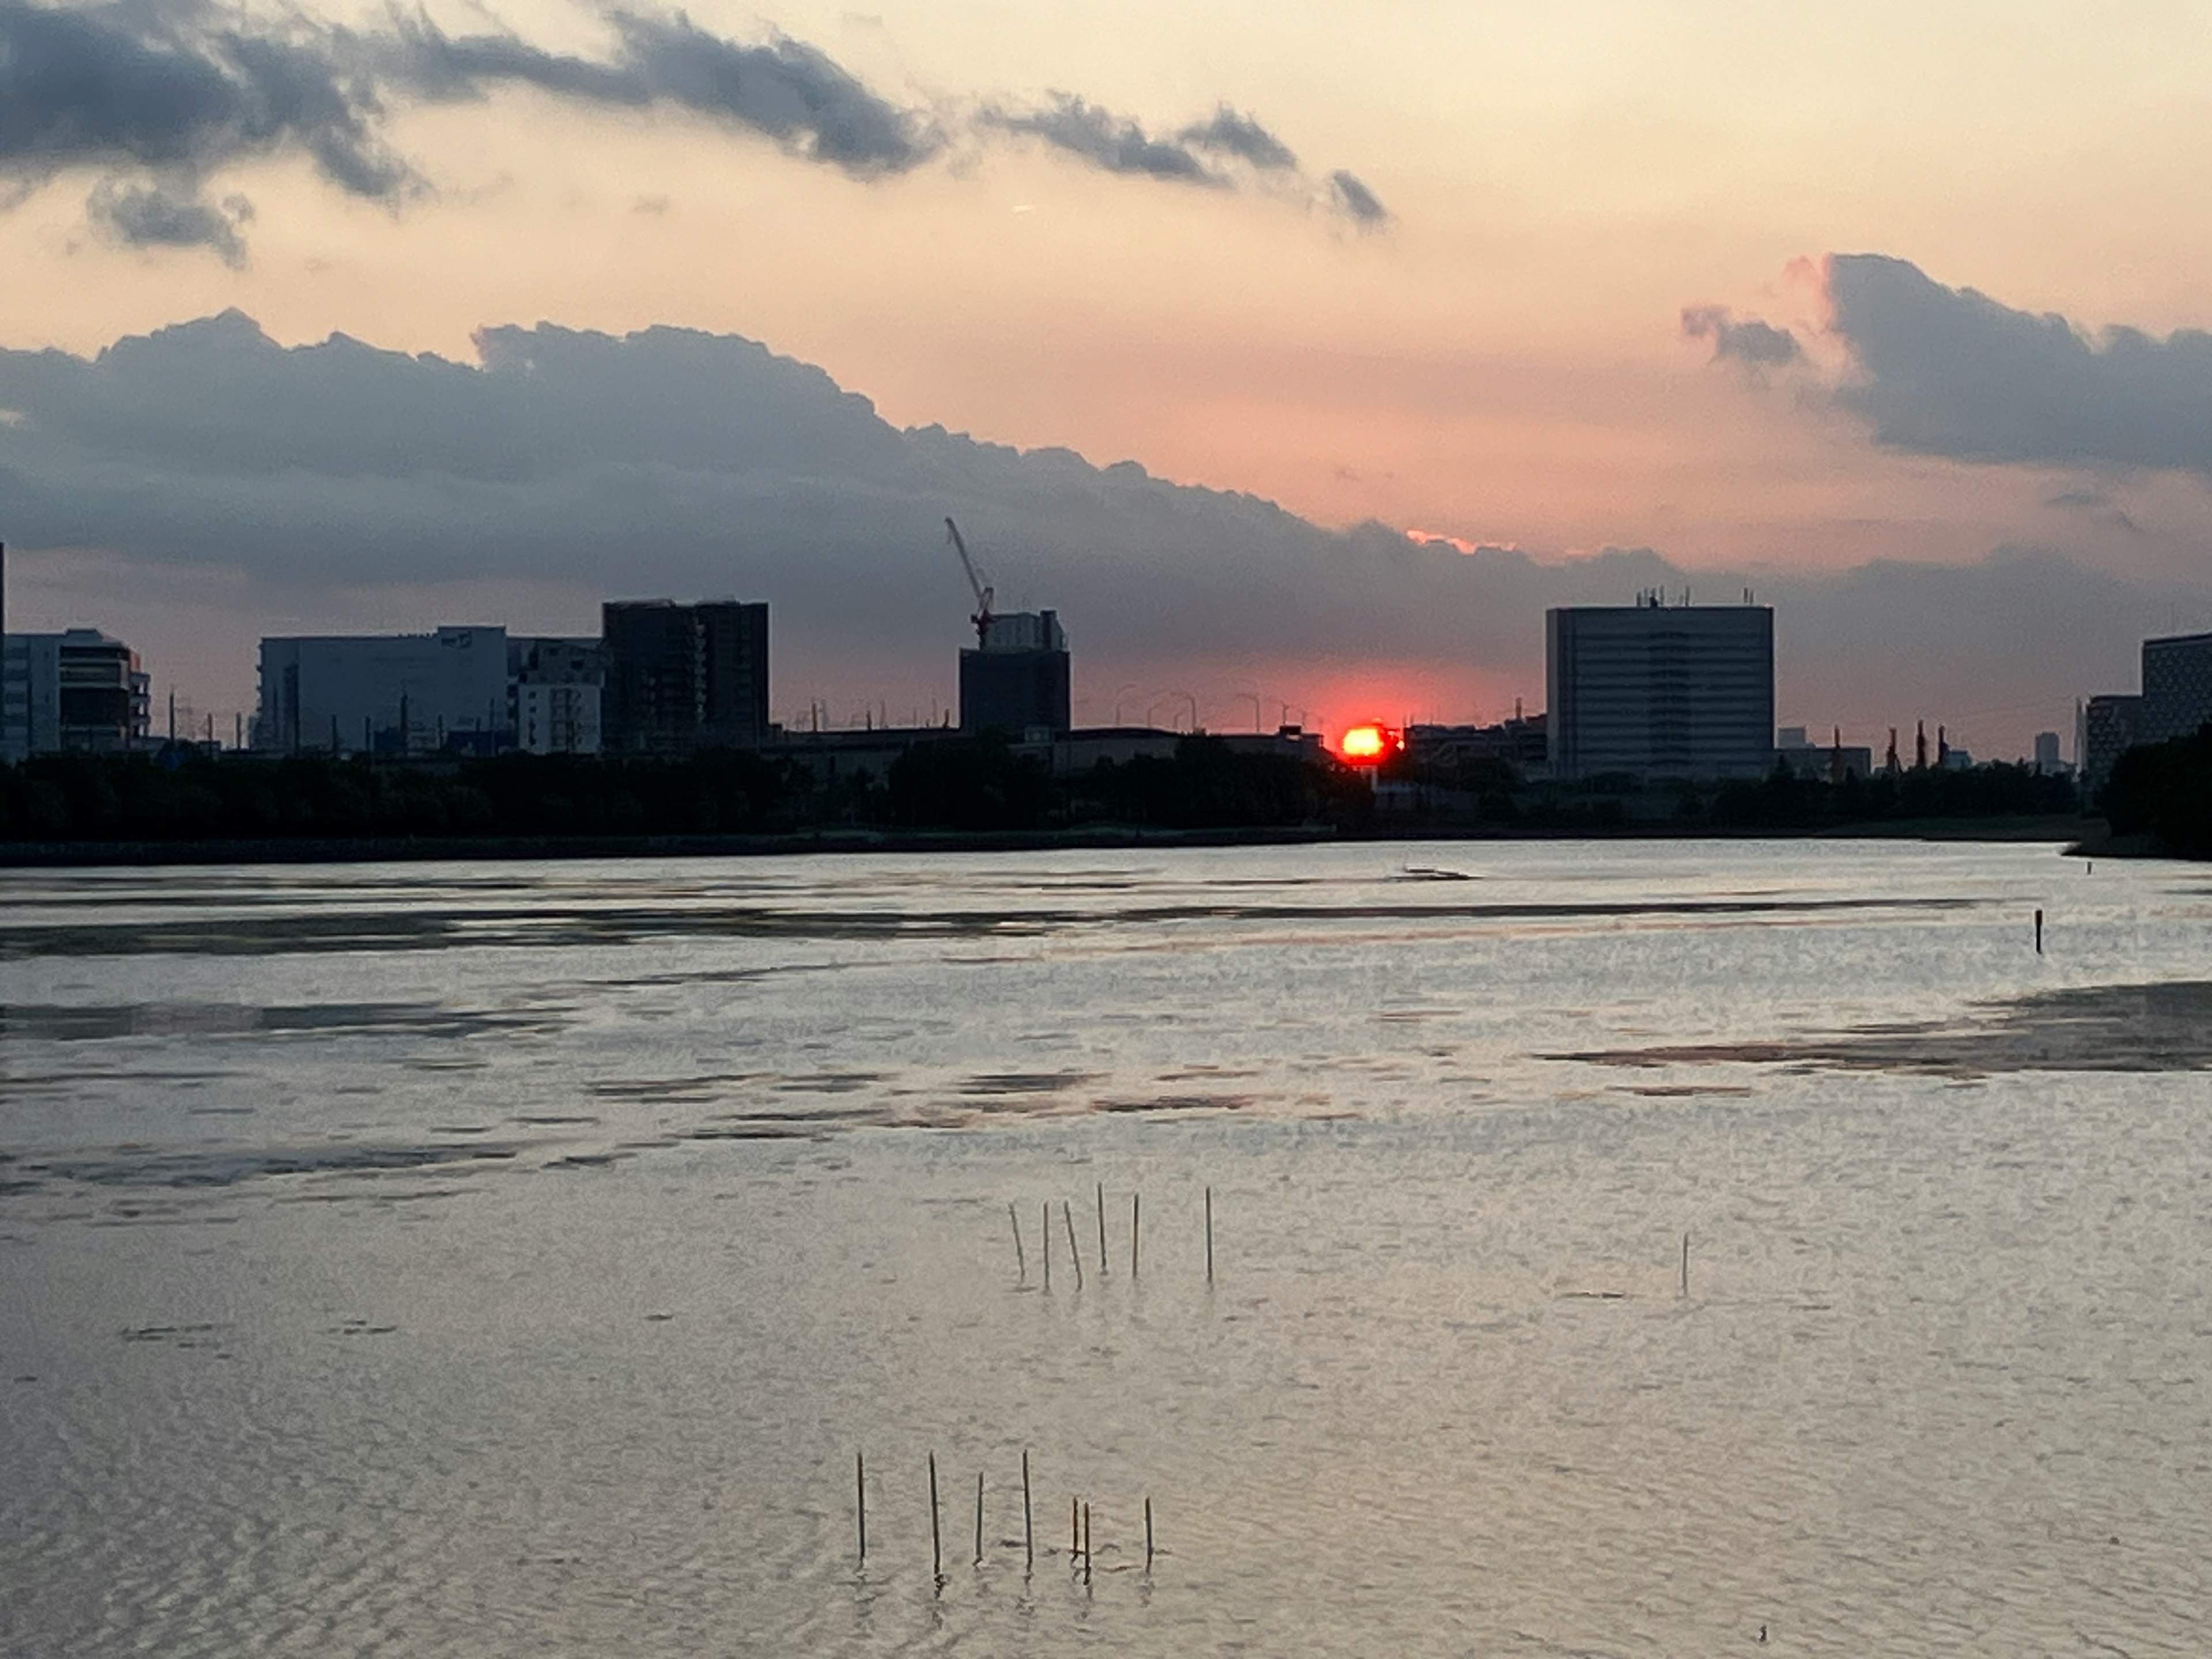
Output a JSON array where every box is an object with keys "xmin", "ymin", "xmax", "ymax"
[{"xmin": 1337, "ymin": 722, "xmax": 1397, "ymax": 764}]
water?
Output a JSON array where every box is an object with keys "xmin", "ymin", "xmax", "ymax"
[{"xmin": 3, "ymin": 840, "xmax": 2209, "ymax": 1655}]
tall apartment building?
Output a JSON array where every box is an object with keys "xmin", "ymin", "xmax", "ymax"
[
  {"xmin": 1546, "ymin": 600, "xmax": 1774, "ymax": 783},
  {"xmin": 2078, "ymin": 693, "xmax": 2143, "ymax": 791},
  {"xmin": 255, "ymin": 626, "xmax": 510, "ymax": 754},
  {"xmin": 2, "ymin": 628, "xmax": 151, "ymax": 760},
  {"xmin": 959, "ymin": 609, "xmax": 1071, "ymax": 737},
  {"xmin": 2139, "ymin": 631, "xmax": 2212, "ymax": 745},
  {"xmin": 600, "ymin": 600, "xmax": 770, "ymax": 755}
]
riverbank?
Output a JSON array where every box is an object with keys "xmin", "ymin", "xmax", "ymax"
[{"xmin": 0, "ymin": 814, "xmax": 2101, "ymax": 868}]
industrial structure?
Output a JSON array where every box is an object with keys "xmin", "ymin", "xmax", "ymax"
[
  {"xmin": 255, "ymin": 626, "xmax": 513, "ymax": 755},
  {"xmin": 599, "ymin": 600, "xmax": 770, "ymax": 755},
  {"xmin": 942, "ymin": 518, "xmax": 1071, "ymax": 736},
  {"xmin": 1546, "ymin": 598, "xmax": 1774, "ymax": 782}
]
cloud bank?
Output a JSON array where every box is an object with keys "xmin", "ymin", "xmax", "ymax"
[
  {"xmin": 1822, "ymin": 253, "xmax": 2212, "ymax": 479},
  {"xmin": 0, "ymin": 0, "xmax": 1387, "ymax": 257},
  {"xmin": 2, "ymin": 310, "xmax": 2194, "ymax": 749}
]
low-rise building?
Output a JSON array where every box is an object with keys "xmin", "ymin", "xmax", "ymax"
[
  {"xmin": 256, "ymin": 626, "xmax": 510, "ymax": 755},
  {"xmin": 2, "ymin": 628, "xmax": 150, "ymax": 760}
]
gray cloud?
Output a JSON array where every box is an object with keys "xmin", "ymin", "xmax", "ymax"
[
  {"xmin": 1327, "ymin": 169, "xmax": 1387, "ymax": 225},
  {"xmin": 1178, "ymin": 106, "xmax": 1298, "ymax": 171},
  {"xmin": 985, "ymin": 94, "xmax": 1219, "ymax": 185},
  {"xmin": 1825, "ymin": 253, "xmax": 2212, "ymax": 479},
  {"xmin": 86, "ymin": 176, "xmax": 253, "ymax": 264},
  {"xmin": 3, "ymin": 311, "xmax": 2195, "ymax": 753},
  {"xmin": 1681, "ymin": 303, "xmax": 1802, "ymax": 370},
  {"xmin": 384, "ymin": 9, "xmax": 941, "ymax": 175},
  {"xmin": 0, "ymin": 2, "xmax": 1385, "ymax": 255},
  {"xmin": 0, "ymin": 0, "xmax": 409, "ymax": 196}
]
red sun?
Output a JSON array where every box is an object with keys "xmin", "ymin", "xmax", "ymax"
[{"xmin": 1337, "ymin": 724, "xmax": 1397, "ymax": 765}]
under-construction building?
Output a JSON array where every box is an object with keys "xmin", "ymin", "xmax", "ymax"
[
  {"xmin": 601, "ymin": 600, "xmax": 770, "ymax": 755},
  {"xmin": 959, "ymin": 610, "xmax": 1070, "ymax": 737}
]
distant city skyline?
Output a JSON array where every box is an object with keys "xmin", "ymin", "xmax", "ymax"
[{"xmin": 5, "ymin": 1, "xmax": 2212, "ymax": 756}]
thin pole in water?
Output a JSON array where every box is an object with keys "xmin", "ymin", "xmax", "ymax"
[
  {"xmin": 856, "ymin": 1452, "xmax": 866, "ymax": 1565},
  {"xmin": 1145, "ymin": 1496, "xmax": 1154, "ymax": 1571},
  {"xmin": 1063, "ymin": 1200, "xmax": 1084, "ymax": 1291},
  {"xmin": 929, "ymin": 1453, "xmax": 942, "ymax": 1582},
  {"xmin": 974, "ymin": 1471, "xmax": 984, "ymax": 1566},
  {"xmin": 1205, "ymin": 1185, "xmax": 1214, "ymax": 1283},
  {"xmin": 2035, "ymin": 908, "xmax": 2044, "ymax": 955},
  {"xmin": 1009, "ymin": 1203, "xmax": 1026, "ymax": 1284},
  {"xmin": 1096, "ymin": 1180, "xmax": 1108, "ymax": 1275},
  {"xmin": 1680, "ymin": 1232, "xmax": 1690, "ymax": 1299},
  {"xmin": 1041, "ymin": 1201, "xmax": 1051, "ymax": 1293},
  {"xmin": 1022, "ymin": 1450, "xmax": 1033, "ymax": 1571},
  {"xmin": 1082, "ymin": 1501, "xmax": 1092, "ymax": 1585},
  {"xmin": 1131, "ymin": 1192, "xmax": 1141, "ymax": 1278}
]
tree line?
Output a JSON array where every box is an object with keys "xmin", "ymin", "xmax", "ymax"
[{"xmin": 0, "ymin": 735, "xmax": 1371, "ymax": 844}]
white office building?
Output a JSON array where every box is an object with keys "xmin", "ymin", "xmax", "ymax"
[
  {"xmin": 1546, "ymin": 600, "xmax": 1775, "ymax": 782},
  {"xmin": 3, "ymin": 628, "xmax": 151, "ymax": 761}
]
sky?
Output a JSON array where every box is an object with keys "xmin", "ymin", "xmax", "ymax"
[{"xmin": 5, "ymin": 0, "xmax": 2212, "ymax": 756}]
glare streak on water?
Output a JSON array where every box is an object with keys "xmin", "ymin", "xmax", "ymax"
[{"xmin": 3, "ymin": 839, "xmax": 2210, "ymax": 1655}]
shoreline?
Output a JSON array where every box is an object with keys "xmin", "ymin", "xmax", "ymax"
[{"xmin": 0, "ymin": 814, "xmax": 2101, "ymax": 869}]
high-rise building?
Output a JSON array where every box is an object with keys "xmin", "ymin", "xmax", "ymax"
[
  {"xmin": 600, "ymin": 600, "xmax": 770, "ymax": 755},
  {"xmin": 2032, "ymin": 730, "xmax": 2063, "ymax": 772},
  {"xmin": 2139, "ymin": 631, "xmax": 2212, "ymax": 745},
  {"xmin": 1546, "ymin": 600, "xmax": 1774, "ymax": 782},
  {"xmin": 959, "ymin": 609, "xmax": 1071, "ymax": 737},
  {"xmin": 2079, "ymin": 693, "xmax": 2143, "ymax": 791},
  {"xmin": 255, "ymin": 627, "xmax": 510, "ymax": 755},
  {"xmin": 2, "ymin": 628, "xmax": 150, "ymax": 760}
]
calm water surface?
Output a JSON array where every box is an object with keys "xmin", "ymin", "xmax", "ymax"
[{"xmin": 3, "ymin": 840, "xmax": 2210, "ymax": 1655}]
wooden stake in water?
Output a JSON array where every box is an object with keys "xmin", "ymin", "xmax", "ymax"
[
  {"xmin": 974, "ymin": 1471, "xmax": 984, "ymax": 1566},
  {"xmin": 1145, "ymin": 1495, "xmax": 1154, "ymax": 1571},
  {"xmin": 1096, "ymin": 1180, "xmax": 1108, "ymax": 1275},
  {"xmin": 1071, "ymin": 1495, "xmax": 1080, "ymax": 1556},
  {"xmin": 1082, "ymin": 1501, "xmax": 1092, "ymax": 1585},
  {"xmin": 1680, "ymin": 1232, "xmax": 1690, "ymax": 1299},
  {"xmin": 856, "ymin": 1451, "xmax": 866, "ymax": 1565},
  {"xmin": 1063, "ymin": 1200, "xmax": 1084, "ymax": 1290},
  {"xmin": 1022, "ymin": 1450, "xmax": 1033, "ymax": 1570},
  {"xmin": 929, "ymin": 1453, "xmax": 942, "ymax": 1581},
  {"xmin": 1131, "ymin": 1192, "xmax": 1141, "ymax": 1278},
  {"xmin": 1009, "ymin": 1202, "xmax": 1027, "ymax": 1284},
  {"xmin": 1205, "ymin": 1185, "xmax": 1214, "ymax": 1283},
  {"xmin": 2035, "ymin": 908, "xmax": 2044, "ymax": 955},
  {"xmin": 1041, "ymin": 1200, "xmax": 1052, "ymax": 1293}
]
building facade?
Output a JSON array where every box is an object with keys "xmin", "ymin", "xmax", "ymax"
[
  {"xmin": 1546, "ymin": 602, "xmax": 1774, "ymax": 783},
  {"xmin": 2140, "ymin": 631, "xmax": 2212, "ymax": 745},
  {"xmin": 600, "ymin": 600, "xmax": 770, "ymax": 755},
  {"xmin": 2, "ymin": 629, "xmax": 151, "ymax": 760},
  {"xmin": 255, "ymin": 627, "xmax": 510, "ymax": 755},
  {"xmin": 959, "ymin": 609, "xmax": 1071, "ymax": 737},
  {"xmin": 509, "ymin": 636, "xmax": 603, "ymax": 756},
  {"xmin": 2079, "ymin": 693, "xmax": 2143, "ymax": 791}
]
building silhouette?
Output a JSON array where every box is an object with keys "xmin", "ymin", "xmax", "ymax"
[
  {"xmin": 601, "ymin": 600, "xmax": 770, "ymax": 755},
  {"xmin": 1546, "ymin": 599, "xmax": 1774, "ymax": 782},
  {"xmin": 2140, "ymin": 631, "xmax": 2212, "ymax": 745},
  {"xmin": 959, "ymin": 609, "xmax": 1070, "ymax": 737}
]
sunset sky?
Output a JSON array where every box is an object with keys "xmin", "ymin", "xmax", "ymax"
[{"xmin": 6, "ymin": 0, "xmax": 2212, "ymax": 755}]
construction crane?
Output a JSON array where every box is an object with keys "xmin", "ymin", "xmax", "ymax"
[{"xmin": 942, "ymin": 517, "xmax": 995, "ymax": 647}]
